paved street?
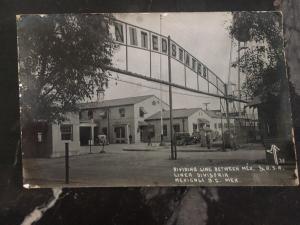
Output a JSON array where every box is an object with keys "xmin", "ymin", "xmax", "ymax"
[{"xmin": 23, "ymin": 144, "xmax": 297, "ymax": 187}]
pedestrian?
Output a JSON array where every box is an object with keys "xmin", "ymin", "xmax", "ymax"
[
  {"xmin": 200, "ymin": 128, "xmax": 206, "ymax": 147},
  {"xmin": 206, "ymin": 131, "xmax": 211, "ymax": 149},
  {"xmin": 129, "ymin": 134, "xmax": 132, "ymax": 144},
  {"xmin": 98, "ymin": 134, "xmax": 106, "ymax": 153},
  {"xmin": 147, "ymin": 133, "xmax": 152, "ymax": 146},
  {"xmin": 230, "ymin": 131, "xmax": 237, "ymax": 150}
]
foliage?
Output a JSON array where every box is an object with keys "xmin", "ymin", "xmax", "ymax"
[
  {"xmin": 229, "ymin": 12, "xmax": 286, "ymax": 99},
  {"xmin": 17, "ymin": 14, "xmax": 118, "ymax": 123}
]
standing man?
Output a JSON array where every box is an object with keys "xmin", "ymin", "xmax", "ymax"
[
  {"xmin": 129, "ymin": 134, "xmax": 133, "ymax": 144},
  {"xmin": 147, "ymin": 133, "xmax": 152, "ymax": 146},
  {"xmin": 206, "ymin": 131, "xmax": 211, "ymax": 149},
  {"xmin": 230, "ymin": 131, "xmax": 238, "ymax": 150}
]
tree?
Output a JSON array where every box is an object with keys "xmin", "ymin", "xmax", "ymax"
[
  {"xmin": 229, "ymin": 11, "xmax": 286, "ymax": 99},
  {"xmin": 229, "ymin": 12, "xmax": 295, "ymax": 160},
  {"xmin": 17, "ymin": 14, "xmax": 118, "ymax": 124}
]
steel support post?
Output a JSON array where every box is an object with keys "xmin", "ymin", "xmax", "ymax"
[
  {"xmin": 224, "ymin": 84, "xmax": 231, "ymax": 133},
  {"xmin": 168, "ymin": 36, "xmax": 175, "ymax": 160}
]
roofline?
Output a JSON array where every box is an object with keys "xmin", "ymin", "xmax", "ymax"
[
  {"xmin": 78, "ymin": 95, "xmax": 156, "ymax": 109},
  {"xmin": 145, "ymin": 116, "xmax": 188, "ymax": 121},
  {"xmin": 145, "ymin": 108, "xmax": 202, "ymax": 121},
  {"xmin": 79, "ymin": 103, "xmax": 133, "ymax": 110}
]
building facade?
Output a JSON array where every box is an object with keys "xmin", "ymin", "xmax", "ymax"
[
  {"xmin": 79, "ymin": 95, "xmax": 169, "ymax": 145},
  {"xmin": 22, "ymin": 112, "xmax": 81, "ymax": 158},
  {"xmin": 144, "ymin": 108, "xmax": 233, "ymax": 142},
  {"xmin": 23, "ymin": 95, "xmax": 244, "ymax": 158}
]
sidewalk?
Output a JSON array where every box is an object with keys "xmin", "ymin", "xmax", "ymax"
[{"xmin": 123, "ymin": 143, "xmax": 220, "ymax": 152}]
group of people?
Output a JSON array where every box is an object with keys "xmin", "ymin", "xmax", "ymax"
[{"xmin": 201, "ymin": 129, "xmax": 238, "ymax": 150}]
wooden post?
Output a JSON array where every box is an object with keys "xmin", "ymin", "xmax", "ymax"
[{"xmin": 65, "ymin": 143, "xmax": 69, "ymax": 184}]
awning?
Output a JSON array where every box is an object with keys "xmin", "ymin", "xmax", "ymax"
[
  {"xmin": 198, "ymin": 118, "xmax": 209, "ymax": 124},
  {"xmin": 138, "ymin": 121, "xmax": 149, "ymax": 126}
]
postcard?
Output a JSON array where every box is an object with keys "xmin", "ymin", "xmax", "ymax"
[{"xmin": 17, "ymin": 12, "xmax": 298, "ymax": 187}]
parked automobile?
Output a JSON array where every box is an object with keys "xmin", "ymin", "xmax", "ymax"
[{"xmin": 191, "ymin": 131, "xmax": 202, "ymax": 144}]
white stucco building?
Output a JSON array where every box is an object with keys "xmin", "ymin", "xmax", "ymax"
[{"xmin": 78, "ymin": 95, "xmax": 169, "ymax": 145}]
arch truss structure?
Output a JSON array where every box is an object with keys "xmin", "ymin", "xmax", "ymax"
[{"xmin": 104, "ymin": 16, "xmax": 248, "ymax": 103}]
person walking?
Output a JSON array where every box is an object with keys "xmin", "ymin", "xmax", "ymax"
[
  {"xmin": 147, "ymin": 133, "xmax": 152, "ymax": 146},
  {"xmin": 129, "ymin": 134, "xmax": 133, "ymax": 144},
  {"xmin": 98, "ymin": 134, "xmax": 106, "ymax": 153},
  {"xmin": 230, "ymin": 131, "xmax": 238, "ymax": 150},
  {"xmin": 206, "ymin": 131, "xmax": 211, "ymax": 149}
]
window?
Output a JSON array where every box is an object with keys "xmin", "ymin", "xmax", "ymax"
[
  {"xmin": 102, "ymin": 127, "xmax": 107, "ymax": 135},
  {"xmin": 203, "ymin": 66, "xmax": 208, "ymax": 78},
  {"xmin": 192, "ymin": 58, "xmax": 196, "ymax": 71},
  {"xmin": 119, "ymin": 108, "xmax": 125, "ymax": 117},
  {"xmin": 37, "ymin": 132, "xmax": 43, "ymax": 143},
  {"xmin": 149, "ymin": 126, "xmax": 155, "ymax": 138},
  {"xmin": 218, "ymin": 123, "xmax": 222, "ymax": 128},
  {"xmin": 60, "ymin": 125, "xmax": 73, "ymax": 141},
  {"xmin": 185, "ymin": 54, "xmax": 190, "ymax": 66},
  {"xmin": 171, "ymin": 44, "xmax": 176, "ymax": 57},
  {"xmin": 79, "ymin": 111, "xmax": 82, "ymax": 120},
  {"xmin": 179, "ymin": 48, "xmax": 184, "ymax": 61},
  {"xmin": 102, "ymin": 110, "xmax": 108, "ymax": 119},
  {"xmin": 152, "ymin": 35, "xmax": 158, "ymax": 51},
  {"xmin": 114, "ymin": 22, "xmax": 124, "ymax": 43},
  {"xmin": 197, "ymin": 63, "xmax": 202, "ymax": 75},
  {"xmin": 214, "ymin": 123, "xmax": 217, "ymax": 129},
  {"xmin": 88, "ymin": 109, "xmax": 93, "ymax": 119},
  {"xmin": 163, "ymin": 125, "xmax": 167, "ymax": 136},
  {"xmin": 141, "ymin": 31, "xmax": 148, "ymax": 49},
  {"xmin": 129, "ymin": 27, "xmax": 138, "ymax": 46},
  {"xmin": 193, "ymin": 124, "xmax": 197, "ymax": 131},
  {"xmin": 173, "ymin": 124, "xmax": 180, "ymax": 133},
  {"xmin": 139, "ymin": 107, "xmax": 146, "ymax": 118},
  {"xmin": 161, "ymin": 38, "xmax": 167, "ymax": 53}
]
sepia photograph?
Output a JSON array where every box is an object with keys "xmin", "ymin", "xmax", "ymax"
[{"xmin": 17, "ymin": 12, "xmax": 298, "ymax": 187}]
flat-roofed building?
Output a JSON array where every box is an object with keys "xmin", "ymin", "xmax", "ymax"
[{"xmin": 79, "ymin": 95, "xmax": 169, "ymax": 145}]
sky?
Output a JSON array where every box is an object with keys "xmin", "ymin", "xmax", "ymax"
[{"xmin": 99, "ymin": 12, "xmax": 242, "ymax": 110}]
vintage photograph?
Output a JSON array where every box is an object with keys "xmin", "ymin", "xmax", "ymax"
[{"xmin": 17, "ymin": 12, "xmax": 298, "ymax": 187}]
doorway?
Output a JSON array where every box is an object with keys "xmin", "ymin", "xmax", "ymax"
[
  {"xmin": 80, "ymin": 127, "xmax": 91, "ymax": 146},
  {"xmin": 114, "ymin": 126, "xmax": 126, "ymax": 143}
]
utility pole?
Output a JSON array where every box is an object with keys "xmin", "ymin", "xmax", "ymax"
[
  {"xmin": 159, "ymin": 14, "xmax": 164, "ymax": 146},
  {"xmin": 168, "ymin": 36, "xmax": 175, "ymax": 160},
  {"xmin": 219, "ymin": 98, "xmax": 225, "ymax": 151},
  {"xmin": 237, "ymin": 41, "xmax": 241, "ymax": 115},
  {"xmin": 65, "ymin": 142, "xmax": 69, "ymax": 184},
  {"xmin": 107, "ymin": 107, "xmax": 110, "ymax": 144}
]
